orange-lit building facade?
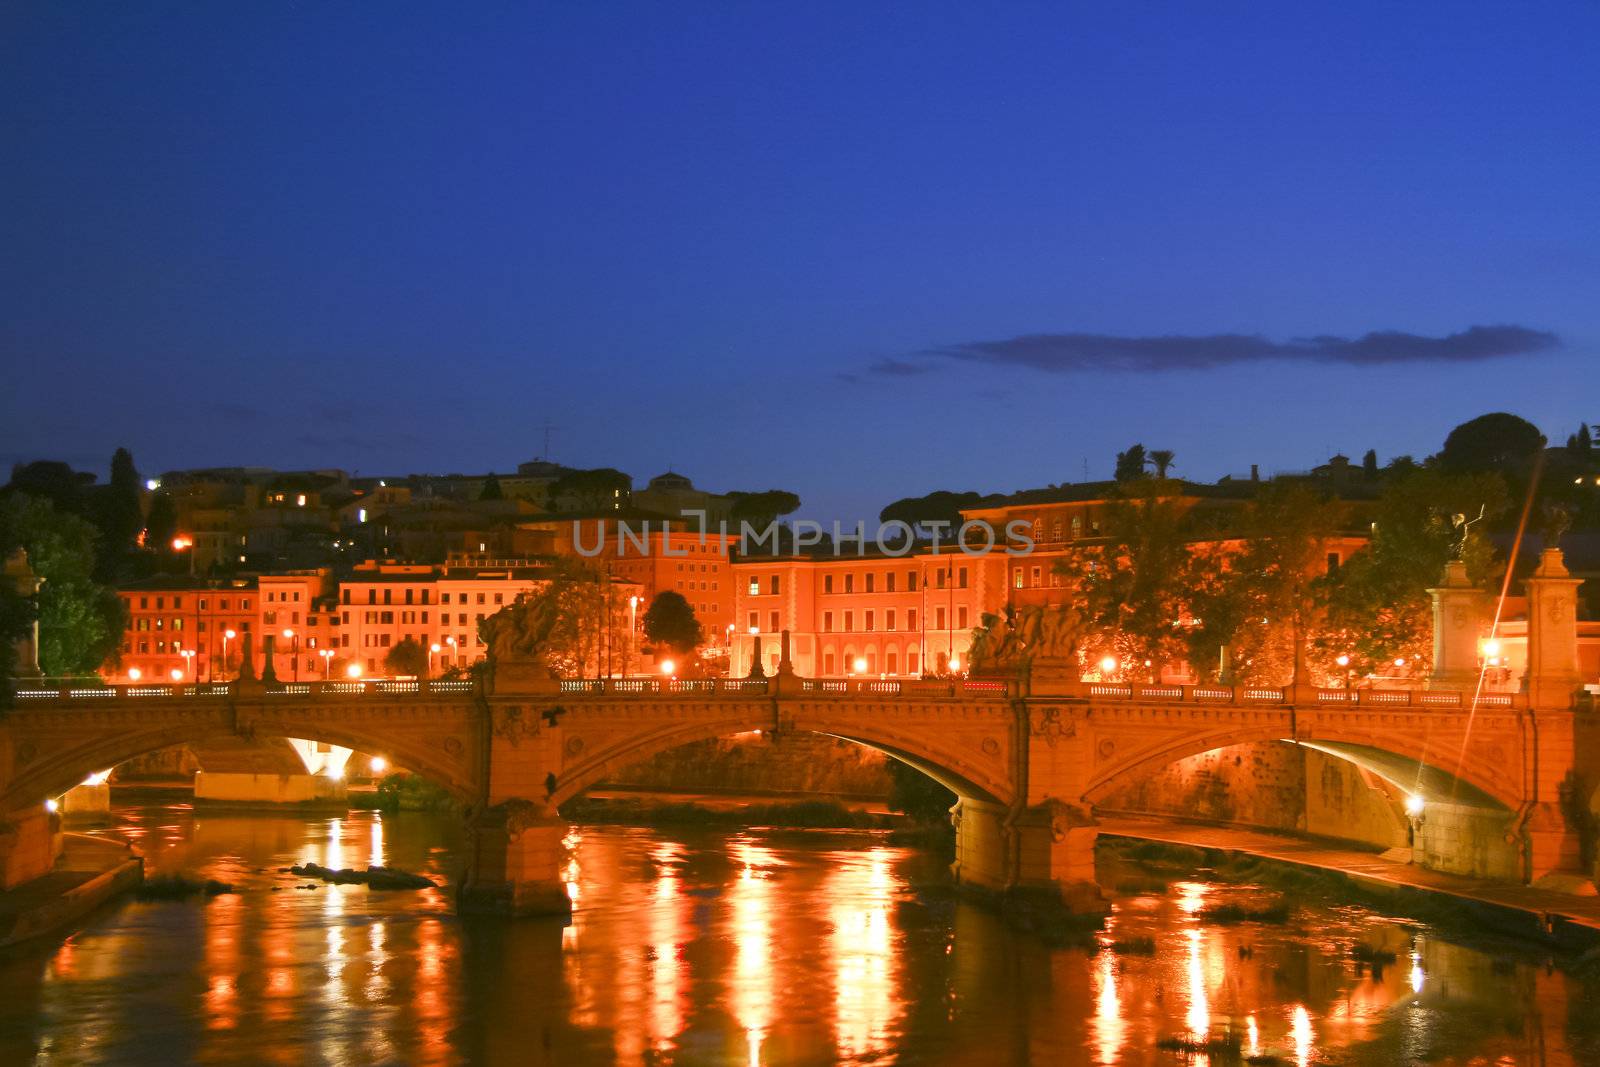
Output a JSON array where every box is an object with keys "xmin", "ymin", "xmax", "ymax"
[
  {"xmin": 731, "ymin": 487, "xmax": 1369, "ymax": 680},
  {"xmin": 117, "ymin": 576, "xmax": 258, "ymax": 683}
]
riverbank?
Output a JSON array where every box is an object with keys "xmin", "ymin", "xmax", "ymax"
[
  {"xmin": 0, "ymin": 833, "xmax": 142, "ymax": 950},
  {"xmin": 1100, "ymin": 815, "xmax": 1600, "ymax": 953}
]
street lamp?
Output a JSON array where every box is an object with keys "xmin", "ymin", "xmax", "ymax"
[
  {"xmin": 128, "ymin": 667, "xmax": 142, "ymax": 682},
  {"xmin": 1100, "ymin": 655, "xmax": 1118, "ymax": 677},
  {"xmin": 852, "ymin": 656, "xmax": 868, "ymax": 675},
  {"xmin": 629, "ymin": 595, "xmax": 642, "ymax": 676},
  {"xmin": 660, "ymin": 658, "xmax": 675, "ymax": 678},
  {"xmin": 282, "ymin": 628, "xmax": 300, "ymax": 682},
  {"xmin": 430, "ymin": 642, "xmax": 442, "ymax": 677},
  {"xmin": 179, "ymin": 648, "xmax": 196, "ymax": 681},
  {"xmin": 169, "ymin": 667, "xmax": 183, "ymax": 682},
  {"xmin": 346, "ymin": 662, "xmax": 363, "ymax": 679},
  {"xmin": 222, "ymin": 629, "xmax": 236, "ymax": 681},
  {"xmin": 318, "ymin": 648, "xmax": 335, "ymax": 679}
]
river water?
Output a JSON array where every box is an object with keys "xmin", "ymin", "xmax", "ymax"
[{"xmin": 0, "ymin": 802, "xmax": 1594, "ymax": 1066}]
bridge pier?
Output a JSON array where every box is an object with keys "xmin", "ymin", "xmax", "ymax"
[
  {"xmin": 458, "ymin": 801, "xmax": 573, "ymax": 919},
  {"xmin": 0, "ymin": 805, "xmax": 61, "ymax": 890},
  {"xmin": 950, "ymin": 797, "xmax": 1108, "ymax": 914}
]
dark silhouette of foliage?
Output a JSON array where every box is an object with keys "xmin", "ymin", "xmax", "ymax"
[
  {"xmin": 643, "ymin": 590, "xmax": 703, "ymax": 655},
  {"xmin": 479, "ymin": 473, "xmax": 504, "ymax": 501},
  {"xmin": 1438, "ymin": 412, "xmax": 1544, "ymax": 475},
  {"xmin": 385, "ymin": 637, "xmax": 431, "ymax": 677},
  {"xmin": 885, "ymin": 759, "xmax": 956, "ymax": 823},
  {"xmin": 728, "ymin": 490, "xmax": 801, "ymax": 530},
  {"xmin": 1114, "ymin": 444, "xmax": 1148, "ymax": 483}
]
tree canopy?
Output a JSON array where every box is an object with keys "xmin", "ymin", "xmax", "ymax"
[
  {"xmin": 1438, "ymin": 412, "xmax": 1544, "ymax": 475},
  {"xmin": 385, "ymin": 637, "xmax": 431, "ymax": 677},
  {"xmin": 642, "ymin": 590, "xmax": 703, "ymax": 655},
  {"xmin": 480, "ymin": 559, "xmax": 623, "ymax": 677},
  {"xmin": 1113, "ymin": 444, "xmax": 1148, "ymax": 483},
  {"xmin": 0, "ymin": 494, "xmax": 125, "ymax": 678},
  {"xmin": 478, "ymin": 473, "xmax": 504, "ymax": 501},
  {"xmin": 727, "ymin": 490, "xmax": 801, "ymax": 530},
  {"xmin": 878, "ymin": 490, "xmax": 992, "ymax": 533},
  {"xmin": 550, "ymin": 468, "xmax": 632, "ymax": 512}
]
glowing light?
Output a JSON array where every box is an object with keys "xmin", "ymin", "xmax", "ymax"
[
  {"xmin": 429, "ymin": 643, "xmax": 441, "ymax": 653},
  {"xmin": 660, "ymin": 659, "xmax": 676, "ymax": 676},
  {"xmin": 1481, "ymin": 638, "xmax": 1501, "ymax": 657},
  {"xmin": 145, "ymin": 478, "xmax": 159, "ymax": 491},
  {"xmin": 748, "ymin": 625, "xmax": 759, "ymax": 636},
  {"xmin": 948, "ymin": 656, "xmax": 960, "ymax": 672},
  {"xmin": 1404, "ymin": 794, "xmax": 1425, "ymax": 817},
  {"xmin": 370, "ymin": 756, "xmax": 387, "ymax": 774},
  {"xmin": 852, "ymin": 657, "xmax": 868, "ymax": 674},
  {"xmin": 346, "ymin": 663, "xmax": 363, "ymax": 679},
  {"xmin": 44, "ymin": 798, "xmax": 59, "ymax": 813},
  {"xmin": 282, "ymin": 628, "xmax": 295, "ymax": 640},
  {"xmin": 1290, "ymin": 1004, "xmax": 1313, "ymax": 1067},
  {"xmin": 169, "ymin": 668, "xmax": 184, "ymax": 681},
  {"xmin": 127, "ymin": 667, "xmax": 142, "ymax": 681},
  {"xmin": 224, "ymin": 628, "xmax": 236, "ymax": 639},
  {"xmin": 171, "ymin": 535, "xmax": 192, "ymax": 551},
  {"xmin": 1335, "ymin": 654, "xmax": 1350, "ymax": 667},
  {"xmin": 1393, "ymin": 657, "xmax": 1406, "ymax": 667},
  {"xmin": 1100, "ymin": 655, "xmax": 1118, "ymax": 675},
  {"xmin": 1409, "ymin": 955, "xmax": 1425, "ymax": 994},
  {"xmin": 1246, "ymin": 1014, "xmax": 1260, "ymax": 1057},
  {"xmin": 82, "ymin": 769, "xmax": 111, "ymax": 787}
]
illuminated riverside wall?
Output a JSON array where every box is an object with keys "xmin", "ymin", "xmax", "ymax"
[{"xmin": 1101, "ymin": 741, "xmax": 1523, "ymax": 880}]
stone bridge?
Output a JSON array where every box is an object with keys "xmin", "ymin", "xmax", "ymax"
[{"xmin": 1, "ymin": 549, "xmax": 1593, "ymax": 915}]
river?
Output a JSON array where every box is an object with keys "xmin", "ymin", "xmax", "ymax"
[{"xmin": 0, "ymin": 802, "xmax": 1593, "ymax": 1065}]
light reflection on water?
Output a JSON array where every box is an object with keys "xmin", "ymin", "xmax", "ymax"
[{"xmin": 0, "ymin": 803, "xmax": 1592, "ymax": 1066}]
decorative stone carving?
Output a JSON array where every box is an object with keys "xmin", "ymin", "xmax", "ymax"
[{"xmin": 494, "ymin": 706, "xmax": 535, "ymax": 748}]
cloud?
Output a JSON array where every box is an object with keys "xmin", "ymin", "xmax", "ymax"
[{"xmin": 909, "ymin": 324, "xmax": 1558, "ymax": 374}]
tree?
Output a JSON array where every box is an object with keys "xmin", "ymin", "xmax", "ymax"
[
  {"xmin": 92, "ymin": 447, "xmax": 145, "ymax": 583},
  {"xmin": 1184, "ymin": 485, "xmax": 1348, "ymax": 685},
  {"xmin": 1439, "ymin": 412, "xmax": 1544, "ymax": 475},
  {"xmin": 480, "ymin": 558, "xmax": 625, "ymax": 677},
  {"xmin": 1317, "ymin": 469, "xmax": 1509, "ymax": 678},
  {"xmin": 385, "ymin": 637, "xmax": 430, "ymax": 677},
  {"xmin": 1361, "ymin": 449, "xmax": 1379, "ymax": 480},
  {"xmin": 1054, "ymin": 482, "xmax": 1195, "ymax": 679},
  {"xmin": 3, "ymin": 461, "xmax": 94, "ymax": 514},
  {"xmin": 0, "ymin": 494, "xmax": 124, "ymax": 678},
  {"xmin": 1114, "ymin": 444, "xmax": 1148, "ymax": 483},
  {"xmin": 642, "ymin": 590, "xmax": 703, "ymax": 655},
  {"xmin": 478, "ymin": 473, "xmax": 504, "ymax": 501},
  {"xmin": 879, "ymin": 490, "xmax": 992, "ymax": 534},
  {"xmin": 1566, "ymin": 424, "xmax": 1593, "ymax": 460},
  {"xmin": 145, "ymin": 490, "xmax": 178, "ymax": 555},
  {"xmin": 885, "ymin": 759, "xmax": 956, "ymax": 823},
  {"xmin": 0, "ymin": 559, "xmax": 37, "ymax": 706},
  {"xmin": 1147, "ymin": 450, "xmax": 1176, "ymax": 479},
  {"xmin": 728, "ymin": 489, "xmax": 802, "ymax": 531}
]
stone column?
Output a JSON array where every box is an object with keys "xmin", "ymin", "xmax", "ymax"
[
  {"xmin": 1428, "ymin": 560, "xmax": 1487, "ymax": 690},
  {"xmin": 949, "ymin": 796, "xmax": 1008, "ymax": 893},
  {"xmin": 1522, "ymin": 548, "xmax": 1584, "ymax": 710},
  {"xmin": 458, "ymin": 800, "xmax": 572, "ymax": 918},
  {"xmin": 1009, "ymin": 799, "xmax": 1109, "ymax": 915}
]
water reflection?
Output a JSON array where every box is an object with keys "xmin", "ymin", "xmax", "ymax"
[{"xmin": 0, "ymin": 804, "xmax": 1592, "ymax": 1066}]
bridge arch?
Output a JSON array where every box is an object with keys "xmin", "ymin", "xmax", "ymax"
[
  {"xmin": 1083, "ymin": 719, "xmax": 1519, "ymax": 813},
  {"xmin": 2, "ymin": 707, "xmax": 480, "ymax": 813},
  {"xmin": 546, "ymin": 706, "xmax": 1014, "ymax": 810}
]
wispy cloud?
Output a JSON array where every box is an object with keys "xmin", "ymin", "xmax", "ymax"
[{"xmin": 859, "ymin": 324, "xmax": 1558, "ymax": 377}]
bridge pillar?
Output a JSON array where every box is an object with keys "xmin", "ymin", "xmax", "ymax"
[
  {"xmin": 1523, "ymin": 548, "xmax": 1584, "ymax": 709},
  {"xmin": 458, "ymin": 800, "xmax": 572, "ymax": 919},
  {"xmin": 1011, "ymin": 800, "xmax": 1108, "ymax": 914},
  {"xmin": 1519, "ymin": 801, "xmax": 1585, "ymax": 886},
  {"xmin": 950, "ymin": 797, "xmax": 1108, "ymax": 914},
  {"xmin": 0, "ymin": 805, "xmax": 61, "ymax": 889},
  {"xmin": 1428, "ymin": 560, "xmax": 1486, "ymax": 689}
]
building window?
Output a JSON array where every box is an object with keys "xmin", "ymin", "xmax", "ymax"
[
  {"xmin": 865, "ymin": 611, "xmax": 875, "ymax": 632},
  {"xmin": 1031, "ymin": 565, "xmax": 1041, "ymax": 586},
  {"xmin": 907, "ymin": 609, "xmax": 917, "ymax": 630},
  {"xmin": 1013, "ymin": 569, "xmax": 1024, "ymax": 589},
  {"xmin": 908, "ymin": 650, "xmax": 919, "ymax": 674},
  {"xmin": 1071, "ymin": 516, "xmax": 1082, "ymax": 538},
  {"xmin": 957, "ymin": 606, "xmax": 968, "ymax": 629},
  {"xmin": 823, "ymin": 612, "xmax": 833, "ymax": 633},
  {"xmin": 885, "ymin": 573, "xmax": 895, "ymax": 592},
  {"xmin": 958, "ymin": 566, "xmax": 968, "ymax": 588},
  {"xmin": 768, "ymin": 610, "xmax": 779, "ymax": 632},
  {"xmin": 769, "ymin": 575, "xmax": 780, "ymax": 596},
  {"xmin": 823, "ymin": 652, "xmax": 835, "ymax": 674},
  {"xmin": 865, "ymin": 574, "xmax": 874, "ymax": 593},
  {"xmin": 844, "ymin": 574, "xmax": 854, "ymax": 593},
  {"xmin": 823, "ymin": 574, "xmax": 834, "ymax": 594},
  {"xmin": 748, "ymin": 611, "xmax": 758, "ymax": 631},
  {"xmin": 748, "ymin": 577, "xmax": 760, "ymax": 596},
  {"xmin": 844, "ymin": 611, "xmax": 853, "ymax": 632},
  {"xmin": 886, "ymin": 650, "xmax": 898, "ymax": 674},
  {"xmin": 907, "ymin": 572, "xmax": 917, "ymax": 592},
  {"xmin": 886, "ymin": 609, "xmax": 896, "ymax": 630},
  {"xmin": 936, "ymin": 607, "xmax": 946, "ymax": 630}
]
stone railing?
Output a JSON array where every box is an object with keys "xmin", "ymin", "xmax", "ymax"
[{"xmin": 7, "ymin": 676, "xmax": 1527, "ymax": 708}]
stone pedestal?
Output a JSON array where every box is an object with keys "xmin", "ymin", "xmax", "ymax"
[
  {"xmin": 458, "ymin": 801, "xmax": 572, "ymax": 918},
  {"xmin": 1428, "ymin": 560, "xmax": 1486, "ymax": 690},
  {"xmin": 1522, "ymin": 548, "xmax": 1584, "ymax": 710}
]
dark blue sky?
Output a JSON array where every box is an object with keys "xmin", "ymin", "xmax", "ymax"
[{"xmin": 4, "ymin": 3, "xmax": 1597, "ymax": 520}]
